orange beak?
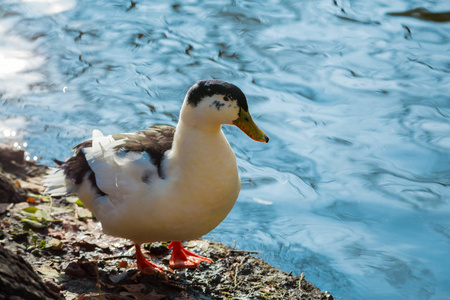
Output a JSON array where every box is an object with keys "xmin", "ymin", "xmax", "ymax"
[{"xmin": 233, "ymin": 108, "xmax": 269, "ymax": 143}]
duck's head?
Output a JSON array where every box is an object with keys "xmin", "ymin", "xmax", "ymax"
[{"xmin": 181, "ymin": 79, "xmax": 269, "ymax": 143}]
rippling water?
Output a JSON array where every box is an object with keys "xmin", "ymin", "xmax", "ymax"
[{"xmin": 1, "ymin": 0, "xmax": 449, "ymax": 299}]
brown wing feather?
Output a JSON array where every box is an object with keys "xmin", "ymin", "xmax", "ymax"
[
  {"xmin": 55, "ymin": 125, "xmax": 175, "ymax": 195},
  {"xmin": 112, "ymin": 125, "xmax": 175, "ymax": 178}
]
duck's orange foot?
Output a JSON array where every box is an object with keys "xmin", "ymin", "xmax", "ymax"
[
  {"xmin": 135, "ymin": 244, "xmax": 169, "ymax": 279},
  {"xmin": 168, "ymin": 241, "xmax": 213, "ymax": 269}
]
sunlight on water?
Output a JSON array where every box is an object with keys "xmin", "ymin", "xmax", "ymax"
[{"xmin": 1, "ymin": 0, "xmax": 449, "ymax": 299}]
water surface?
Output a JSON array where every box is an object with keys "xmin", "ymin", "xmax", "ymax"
[{"xmin": 1, "ymin": 0, "xmax": 449, "ymax": 299}]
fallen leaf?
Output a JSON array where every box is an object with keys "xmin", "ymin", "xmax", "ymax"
[
  {"xmin": 145, "ymin": 290, "xmax": 166, "ymax": 300},
  {"xmin": 48, "ymin": 228, "xmax": 65, "ymax": 239},
  {"xmin": 118, "ymin": 261, "xmax": 128, "ymax": 268},
  {"xmin": 62, "ymin": 219, "xmax": 80, "ymax": 232},
  {"xmin": 120, "ymin": 284, "xmax": 146, "ymax": 293},
  {"xmin": 187, "ymin": 239, "xmax": 209, "ymax": 252},
  {"xmin": 21, "ymin": 218, "xmax": 46, "ymax": 228},
  {"xmin": 65, "ymin": 261, "xmax": 87, "ymax": 278},
  {"xmin": 22, "ymin": 206, "xmax": 39, "ymax": 214},
  {"xmin": 99, "ymin": 279, "xmax": 116, "ymax": 289},
  {"xmin": 43, "ymin": 278, "xmax": 64, "ymax": 293},
  {"xmin": 17, "ymin": 179, "xmax": 45, "ymax": 193},
  {"xmin": 120, "ymin": 292, "xmax": 146, "ymax": 299},
  {"xmin": 37, "ymin": 265, "xmax": 60, "ymax": 280},
  {"xmin": 48, "ymin": 238, "xmax": 64, "ymax": 250},
  {"xmin": 77, "ymin": 207, "xmax": 93, "ymax": 219},
  {"xmin": 26, "ymin": 197, "xmax": 37, "ymax": 203},
  {"xmin": 119, "ymin": 284, "xmax": 150, "ymax": 300},
  {"xmin": 65, "ymin": 258, "xmax": 98, "ymax": 278},
  {"xmin": 48, "ymin": 205, "xmax": 72, "ymax": 216},
  {"xmin": 73, "ymin": 240, "xmax": 97, "ymax": 252},
  {"xmin": 120, "ymin": 284, "xmax": 166, "ymax": 300},
  {"xmin": 65, "ymin": 195, "xmax": 80, "ymax": 203},
  {"xmin": 0, "ymin": 203, "xmax": 10, "ymax": 214},
  {"xmin": 36, "ymin": 208, "xmax": 52, "ymax": 222}
]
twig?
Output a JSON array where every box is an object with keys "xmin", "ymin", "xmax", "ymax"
[
  {"xmin": 103, "ymin": 254, "xmax": 135, "ymax": 261},
  {"xmin": 162, "ymin": 280, "xmax": 186, "ymax": 290},
  {"xmin": 93, "ymin": 260, "xmax": 102, "ymax": 300},
  {"xmin": 299, "ymin": 272, "xmax": 305, "ymax": 290}
]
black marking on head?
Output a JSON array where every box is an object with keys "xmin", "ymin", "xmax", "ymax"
[
  {"xmin": 211, "ymin": 100, "xmax": 225, "ymax": 111},
  {"xmin": 186, "ymin": 79, "xmax": 249, "ymax": 112}
]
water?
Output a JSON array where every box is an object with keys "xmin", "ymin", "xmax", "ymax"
[{"xmin": 1, "ymin": 0, "xmax": 449, "ymax": 298}]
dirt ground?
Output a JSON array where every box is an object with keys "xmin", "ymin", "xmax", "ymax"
[{"xmin": 0, "ymin": 144, "xmax": 333, "ymax": 299}]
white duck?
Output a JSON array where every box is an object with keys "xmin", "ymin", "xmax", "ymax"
[{"xmin": 44, "ymin": 79, "xmax": 269, "ymax": 276}]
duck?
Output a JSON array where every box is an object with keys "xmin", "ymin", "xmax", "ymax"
[{"xmin": 44, "ymin": 79, "xmax": 269, "ymax": 276}]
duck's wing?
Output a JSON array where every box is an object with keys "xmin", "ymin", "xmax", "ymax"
[
  {"xmin": 52, "ymin": 125, "xmax": 175, "ymax": 198},
  {"xmin": 111, "ymin": 125, "xmax": 175, "ymax": 179}
]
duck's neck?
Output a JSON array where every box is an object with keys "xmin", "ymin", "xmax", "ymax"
[
  {"xmin": 166, "ymin": 119, "xmax": 236, "ymax": 180},
  {"xmin": 171, "ymin": 119, "xmax": 225, "ymax": 158}
]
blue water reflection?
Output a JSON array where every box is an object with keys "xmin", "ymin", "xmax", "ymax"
[{"xmin": 1, "ymin": 0, "xmax": 449, "ymax": 299}]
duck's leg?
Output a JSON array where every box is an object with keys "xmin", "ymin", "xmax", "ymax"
[
  {"xmin": 168, "ymin": 241, "xmax": 213, "ymax": 268},
  {"xmin": 134, "ymin": 244, "xmax": 167, "ymax": 278}
]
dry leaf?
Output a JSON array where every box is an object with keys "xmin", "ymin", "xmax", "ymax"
[
  {"xmin": 118, "ymin": 261, "xmax": 128, "ymax": 268},
  {"xmin": 26, "ymin": 197, "xmax": 37, "ymax": 203},
  {"xmin": 119, "ymin": 284, "xmax": 151, "ymax": 300},
  {"xmin": 48, "ymin": 238, "xmax": 64, "ymax": 250},
  {"xmin": 145, "ymin": 290, "xmax": 166, "ymax": 300},
  {"xmin": 17, "ymin": 179, "xmax": 45, "ymax": 193},
  {"xmin": 120, "ymin": 284, "xmax": 146, "ymax": 293}
]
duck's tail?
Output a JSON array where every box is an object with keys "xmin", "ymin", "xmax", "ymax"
[{"xmin": 43, "ymin": 162, "xmax": 75, "ymax": 196}]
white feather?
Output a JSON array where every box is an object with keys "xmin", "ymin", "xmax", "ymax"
[
  {"xmin": 43, "ymin": 168, "xmax": 74, "ymax": 196},
  {"xmin": 82, "ymin": 130, "xmax": 158, "ymax": 206}
]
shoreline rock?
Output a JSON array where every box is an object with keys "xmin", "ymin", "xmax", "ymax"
[{"xmin": 0, "ymin": 143, "xmax": 333, "ymax": 299}]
